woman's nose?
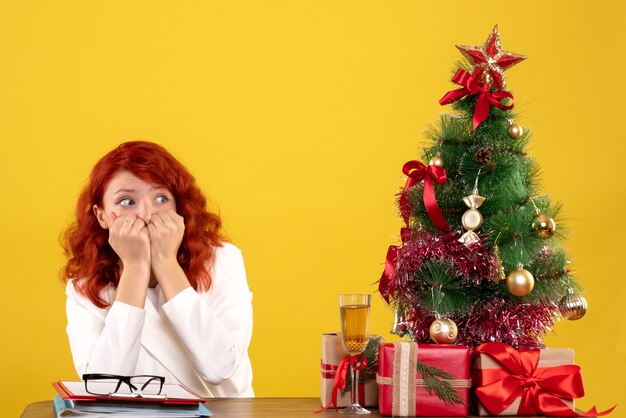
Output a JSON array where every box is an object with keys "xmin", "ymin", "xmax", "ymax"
[{"xmin": 136, "ymin": 203, "xmax": 152, "ymax": 224}]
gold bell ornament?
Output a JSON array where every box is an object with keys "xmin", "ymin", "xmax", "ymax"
[
  {"xmin": 390, "ymin": 305, "xmax": 410, "ymax": 338},
  {"xmin": 490, "ymin": 227, "xmax": 509, "ymax": 284},
  {"xmin": 491, "ymin": 245, "xmax": 507, "ymax": 283},
  {"xmin": 429, "ymin": 316, "xmax": 458, "ymax": 344},
  {"xmin": 559, "ymin": 289, "xmax": 588, "ymax": 320}
]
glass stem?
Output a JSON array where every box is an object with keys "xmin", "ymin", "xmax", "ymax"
[{"xmin": 351, "ymin": 365, "xmax": 359, "ymax": 405}]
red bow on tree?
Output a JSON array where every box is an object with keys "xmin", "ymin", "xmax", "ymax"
[
  {"xmin": 379, "ymin": 161, "xmax": 449, "ymax": 303},
  {"xmin": 378, "ymin": 245, "xmax": 399, "ymax": 303},
  {"xmin": 439, "ymin": 68, "xmax": 515, "ymax": 130},
  {"xmin": 399, "ymin": 160, "xmax": 449, "ymax": 232},
  {"xmin": 473, "ymin": 342, "xmax": 615, "ymax": 417}
]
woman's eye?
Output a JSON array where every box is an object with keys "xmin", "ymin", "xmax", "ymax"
[
  {"xmin": 119, "ymin": 198, "xmax": 134, "ymax": 207},
  {"xmin": 155, "ymin": 195, "xmax": 169, "ymax": 204}
]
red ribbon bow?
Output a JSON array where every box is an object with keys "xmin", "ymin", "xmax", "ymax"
[
  {"xmin": 378, "ymin": 245, "xmax": 399, "ymax": 303},
  {"xmin": 399, "ymin": 160, "xmax": 450, "ymax": 232},
  {"xmin": 379, "ymin": 160, "xmax": 449, "ymax": 302},
  {"xmin": 316, "ymin": 354, "xmax": 368, "ymax": 413},
  {"xmin": 474, "ymin": 342, "xmax": 615, "ymax": 417},
  {"xmin": 378, "ymin": 227, "xmax": 411, "ymax": 303},
  {"xmin": 439, "ymin": 68, "xmax": 515, "ymax": 130}
]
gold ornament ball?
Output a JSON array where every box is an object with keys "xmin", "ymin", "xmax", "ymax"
[
  {"xmin": 429, "ymin": 154, "xmax": 444, "ymax": 167},
  {"xmin": 506, "ymin": 268, "xmax": 535, "ymax": 297},
  {"xmin": 507, "ymin": 124, "xmax": 523, "ymax": 139},
  {"xmin": 559, "ymin": 293, "xmax": 588, "ymax": 320},
  {"xmin": 429, "ymin": 317, "xmax": 458, "ymax": 344},
  {"xmin": 531, "ymin": 213, "xmax": 557, "ymax": 238}
]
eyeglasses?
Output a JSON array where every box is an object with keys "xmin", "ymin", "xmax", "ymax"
[{"xmin": 82, "ymin": 374, "xmax": 166, "ymax": 399}]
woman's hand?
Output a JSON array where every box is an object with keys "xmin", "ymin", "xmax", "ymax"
[
  {"xmin": 147, "ymin": 209, "xmax": 185, "ymax": 266},
  {"xmin": 108, "ymin": 213, "xmax": 151, "ymax": 268},
  {"xmin": 147, "ymin": 209, "xmax": 190, "ymax": 300},
  {"xmin": 108, "ymin": 213, "xmax": 151, "ymax": 307}
]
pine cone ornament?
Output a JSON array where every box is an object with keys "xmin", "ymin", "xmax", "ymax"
[{"xmin": 474, "ymin": 147, "xmax": 492, "ymax": 164}]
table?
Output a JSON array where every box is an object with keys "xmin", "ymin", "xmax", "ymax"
[
  {"xmin": 22, "ymin": 398, "xmax": 366, "ymax": 417},
  {"xmin": 21, "ymin": 398, "xmax": 595, "ymax": 417}
]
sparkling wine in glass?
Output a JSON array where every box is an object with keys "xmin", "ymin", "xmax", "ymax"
[{"xmin": 339, "ymin": 294, "xmax": 371, "ymax": 415}]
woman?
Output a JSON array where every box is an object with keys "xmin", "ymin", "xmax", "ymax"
[{"xmin": 61, "ymin": 141, "xmax": 253, "ymax": 398}]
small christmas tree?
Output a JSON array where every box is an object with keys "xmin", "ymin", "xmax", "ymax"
[{"xmin": 379, "ymin": 26, "xmax": 588, "ymax": 349}]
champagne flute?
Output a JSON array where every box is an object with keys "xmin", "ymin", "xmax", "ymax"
[{"xmin": 339, "ymin": 294, "xmax": 371, "ymax": 415}]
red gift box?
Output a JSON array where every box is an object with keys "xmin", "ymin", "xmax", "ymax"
[
  {"xmin": 377, "ymin": 342, "xmax": 470, "ymax": 417},
  {"xmin": 472, "ymin": 342, "xmax": 598, "ymax": 417}
]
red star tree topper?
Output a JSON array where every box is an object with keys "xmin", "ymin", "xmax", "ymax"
[{"xmin": 456, "ymin": 25, "xmax": 527, "ymax": 91}]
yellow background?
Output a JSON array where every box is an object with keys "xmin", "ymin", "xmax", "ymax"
[{"xmin": 1, "ymin": 1, "xmax": 624, "ymax": 416}]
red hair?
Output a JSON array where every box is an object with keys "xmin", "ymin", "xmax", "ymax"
[{"xmin": 61, "ymin": 141, "xmax": 225, "ymax": 308}]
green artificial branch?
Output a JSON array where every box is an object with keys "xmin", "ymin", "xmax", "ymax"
[
  {"xmin": 415, "ymin": 360, "xmax": 465, "ymax": 406},
  {"xmin": 412, "ymin": 260, "xmax": 476, "ymax": 314}
]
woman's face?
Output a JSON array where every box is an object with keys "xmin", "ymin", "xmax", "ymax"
[{"xmin": 93, "ymin": 170, "xmax": 177, "ymax": 229}]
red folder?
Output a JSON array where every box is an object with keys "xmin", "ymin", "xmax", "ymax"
[{"xmin": 52, "ymin": 380, "xmax": 205, "ymax": 405}]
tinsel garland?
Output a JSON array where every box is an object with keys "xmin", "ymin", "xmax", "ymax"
[
  {"xmin": 390, "ymin": 228, "xmax": 559, "ymax": 348},
  {"xmin": 393, "ymin": 228, "xmax": 494, "ymax": 294},
  {"xmin": 403, "ymin": 299, "xmax": 557, "ymax": 349},
  {"xmin": 453, "ymin": 298, "xmax": 558, "ymax": 349}
]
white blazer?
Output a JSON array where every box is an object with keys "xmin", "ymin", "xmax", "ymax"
[{"xmin": 65, "ymin": 243, "xmax": 254, "ymax": 398}]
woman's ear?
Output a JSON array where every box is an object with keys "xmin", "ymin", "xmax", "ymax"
[{"xmin": 93, "ymin": 205, "xmax": 109, "ymax": 229}]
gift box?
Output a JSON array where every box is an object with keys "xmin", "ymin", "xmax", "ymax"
[
  {"xmin": 472, "ymin": 342, "xmax": 582, "ymax": 416},
  {"xmin": 376, "ymin": 342, "xmax": 471, "ymax": 417},
  {"xmin": 320, "ymin": 333, "xmax": 380, "ymax": 408}
]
